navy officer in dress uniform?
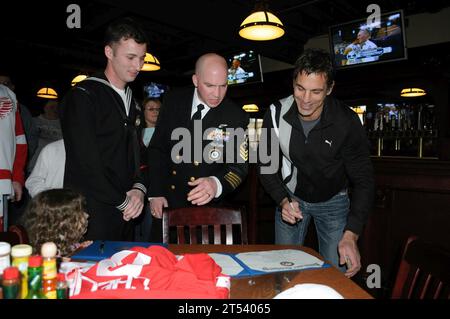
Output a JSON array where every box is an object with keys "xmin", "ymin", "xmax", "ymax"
[{"xmin": 147, "ymin": 53, "xmax": 249, "ymax": 225}]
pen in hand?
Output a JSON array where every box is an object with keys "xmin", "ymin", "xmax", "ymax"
[
  {"xmin": 345, "ymin": 255, "xmax": 353, "ymax": 269},
  {"xmin": 287, "ymin": 195, "xmax": 301, "ymax": 223}
]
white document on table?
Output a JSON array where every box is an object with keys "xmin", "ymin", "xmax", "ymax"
[
  {"xmin": 209, "ymin": 253, "xmax": 244, "ymax": 276},
  {"xmin": 235, "ymin": 249, "xmax": 324, "ymax": 272}
]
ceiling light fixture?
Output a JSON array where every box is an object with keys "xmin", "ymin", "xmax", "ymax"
[
  {"xmin": 141, "ymin": 52, "xmax": 161, "ymax": 71},
  {"xmin": 71, "ymin": 74, "xmax": 88, "ymax": 86},
  {"xmin": 36, "ymin": 87, "xmax": 58, "ymax": 99},
  {"xmin": 242, "ymin": 104, "xmax": 259, "ymax": 112},
  {"xmin": 239, "ymin": 1, "xmax": 285, "ymax": 41},
  {"xmin": 400, "ymin": 88, "xmax": 427, "ymax": 97}
]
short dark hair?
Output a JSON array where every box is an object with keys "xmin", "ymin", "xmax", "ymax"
[
  {"xmin": 293, "ymin": 48, "xmax": 334, "ymax": 89},
  {"xmin": 104, "ymin": 17, "xmax": 148, "ymax": 47}
]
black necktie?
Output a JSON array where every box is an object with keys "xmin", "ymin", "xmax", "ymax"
[{"xmin": 192, "ymin": 103, "xmax": 204, "ymax": 120}]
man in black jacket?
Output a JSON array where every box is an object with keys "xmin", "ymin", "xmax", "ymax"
[
  {"xmin": 148, "ymin": 53, "xmax": 248, "ymax": 220},
  {"xmin": 59, "ymin": 17, "xmax": 147, "ymax": 240},
  {"xmin": 258, "ymin": 49, "xmax": 374, "ymax": 277}
]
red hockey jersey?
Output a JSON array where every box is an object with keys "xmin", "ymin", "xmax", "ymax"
[{"xmin": 67, "ymin": 245, "xmax": 230, "ymax": 299}]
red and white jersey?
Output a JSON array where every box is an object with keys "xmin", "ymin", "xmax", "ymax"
[
  {"xmin": 0, "ymin": 84, "xmax": 27, "ymax": 196},
  {"xmin": 67, "ymin": 245, "xmax": 230, "ymax": 299}
]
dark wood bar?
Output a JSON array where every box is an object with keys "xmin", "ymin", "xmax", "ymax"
[{"xmin": 358, "ymin": 157, "xmax": 450, "ymax": 297}]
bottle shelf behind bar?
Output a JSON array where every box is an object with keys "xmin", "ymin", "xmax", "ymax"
[{"xmin": 352, "ymin": 101, "xmax": 438, "ymax": 158}]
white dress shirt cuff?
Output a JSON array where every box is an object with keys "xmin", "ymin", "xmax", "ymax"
[{"xmin": 210, "ymin": 176, "xmax": 222, "ymax": 198}]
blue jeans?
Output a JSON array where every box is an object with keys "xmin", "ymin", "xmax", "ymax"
[{"xmin": 275, "ymin": 190, "xmax": 349, "ymax": 272}]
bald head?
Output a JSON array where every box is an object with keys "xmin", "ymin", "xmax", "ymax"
[
  {"xmin": 192, "ymin": 53, "xmax": 228, "ymax": 108},
  {"xmin": 195, "ymin": 53, "xmax": 228, "ymax": 76}
]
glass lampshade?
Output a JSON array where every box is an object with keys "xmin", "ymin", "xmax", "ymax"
[
  {"xmin": 71, "ymin": 74, "xmax": 88, "ymax": 86},
  {"xmin": 141, "ymin": 53, "xmax": 161, "ymax": 71},
  {"xmin": 36, "ymin": 87, "xmax": 58, "ymax": 99},
  {"xmin": 239, "ymin": 11, "xmax": 285, "ymax": 41},
  {"xmin": 400, "ymin": 88, "xmax": 426, "ymax": 97},
  {"xmin": 242, "ymin": 104, "xmax": 259, "ymax": 112}
]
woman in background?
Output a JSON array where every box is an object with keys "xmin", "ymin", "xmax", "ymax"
[
  {"xmin": 28, "ymin": 100, "xmax": 62, "ymax": 173},
  {"xmin": 135, "ymin": 97, "xmax": 161, "ymax": 242}
]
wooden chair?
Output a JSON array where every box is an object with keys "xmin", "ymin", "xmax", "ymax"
[
  {"xmin": 391, "ymin": 236, "xmax": 450, "ymax": 299},
  {"xmin": 1, "ymin": 194, "xmax": 29, "ymax": 245},
  {"xmin": 0, "ymin": 225, "xmax": 29, "ymax": 246},
  {"xmin": 162, "ymin": 206, "xmax": 248, "ymax": 245}
]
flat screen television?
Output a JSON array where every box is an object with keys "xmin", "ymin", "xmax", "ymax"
[
  {"xmin": 226, "ymin": 50, "xmax": 263, "ymax": 86},
  {"xmin": 329, "ymin": 10, "xmax": 407, "ymax": 69},
  {"xmin": 143, "ymin": 82, "xmax": 169, "ymax": 98}
]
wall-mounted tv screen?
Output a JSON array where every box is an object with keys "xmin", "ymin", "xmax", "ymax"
[
  {"xmin": 329, "ymin": 10, "xmax": 407, "ymax": 69},
  {"xmin": 143, "ymin": 82, "xmax": 169, "ymax": 98},
  {"xmin": 226, "ymin": 50, "xmax": 263, "ymax": 86}
]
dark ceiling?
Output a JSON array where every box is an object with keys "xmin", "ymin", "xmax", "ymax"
[{"xmin": 1, "ymin": 0, "xmax": 449, "ymax": 101}]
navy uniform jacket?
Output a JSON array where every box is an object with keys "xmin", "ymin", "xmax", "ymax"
[
  {"xmin": 59, "ymin": 73, "xmax": 145, "ymax": 240},
  {"xmin": 147, "ymin": 88, "xmax": 249, "ymax": 208}
]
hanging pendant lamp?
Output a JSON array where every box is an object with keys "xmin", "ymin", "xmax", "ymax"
[
  {"xmin": 141, "ymin": 52, "xmax": 161, "ymax": 71},
  {"xmin": 71, "ymin": 74, "xmax": 88, "ymax": 86},
  {"xmin": 242, "ymin": 104, "xmax": 259, "ymax": 112},
  {"xmin": 239, "ymin": 1, "xmax": 284, "ymax": 41},
  {"xmin": 36, "ymin": 87, "xmax": 58, "ymax": 99},
  {"xmin": 400, "ymin": 88, "xmax": 426, "ymax": 97}
]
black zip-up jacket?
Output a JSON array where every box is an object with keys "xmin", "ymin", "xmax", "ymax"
[{"xmin": 258, "ymin": 96, "xmax": 374, "ymax": 235}]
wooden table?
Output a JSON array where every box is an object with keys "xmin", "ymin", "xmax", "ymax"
[{"xmin": 169, "ymin": 244, "xmax": 373, "ymax": 299}]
